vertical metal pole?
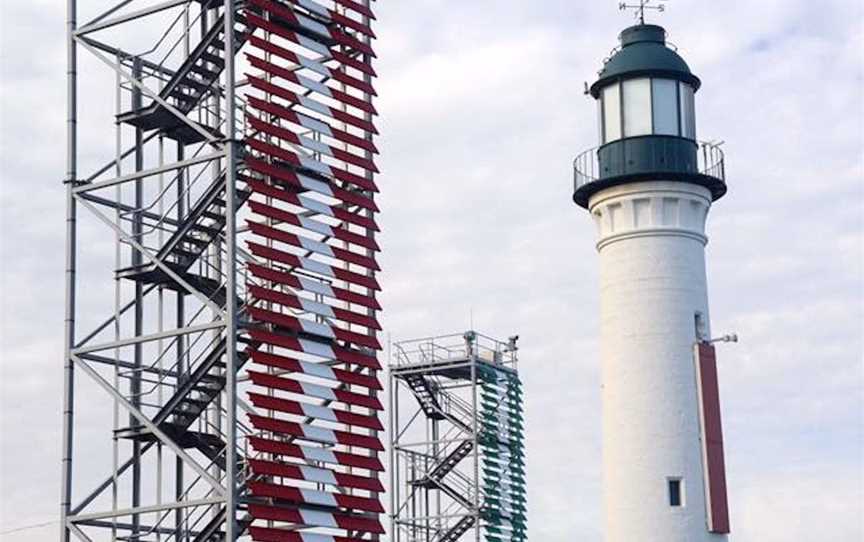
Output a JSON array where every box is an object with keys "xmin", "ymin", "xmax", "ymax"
[
  {"xmin": 131, "ymin": 57, "xmax": 144, "ymax": 538},
  {"xmin": 472, "ymin": 347, "xmax": 480, "ymax": 542},
  {"xmin": 209, "ymin": 19, "xmax": 223, "ymax": 507},
  {"xmin": 174, "ymin": 139, "xmax": 186, "ymax": 542},
  {"xmin": 176, "ymin": 5, "xmax": 190, "ymax": 539},
  {"xmin": 388, "ymin": 371, "xmax": 396, "ymax": 542},
  {"xmin": 60, "ymin": 1, "xmax": 77, "ymax": 540},
  {"xmin": 112, "ymin": 53, "xmax": 123, "ymax": 542},
  {"xmin": 223, "ymin": 1, "xmax": 239, "ymax": 539}
]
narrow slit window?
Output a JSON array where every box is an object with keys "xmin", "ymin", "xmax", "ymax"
[
  {"xmin": 668, "ymin": 478, "xmax": 683, "ymax": 507},
  {"xmin": 695, "ymin": 312, "xmax": 706, "ymax": 340}
]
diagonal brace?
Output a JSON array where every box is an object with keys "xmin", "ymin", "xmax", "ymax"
[{"xmin": 71, "ymin": 354, "xmax": 227, "ymax": 497}]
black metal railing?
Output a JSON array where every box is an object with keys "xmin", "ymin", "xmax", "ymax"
[{"xmin": 573, "ymin": 139, "xmax": 726, "ymax": 193}]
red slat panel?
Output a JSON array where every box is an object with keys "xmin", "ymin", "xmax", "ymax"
[
  {"xmin": 248, "ymin": 458, "xmax": 384, "ymax": 492},
  {"xmin": 246, "ymin": 242, "xmax": 381, "ymax": 291},
  {"xmin": 249, "ymin": 507, "xmax": 384, "ymax": 534},
  {"xmin": 697, "ymin": 343, "xmax": 731, "ymax": 534},
  {"xmin": 331, "ymin": 48, "xmax": 376, "ymax": 76},
  {"xmin": 245, "ymin": 11, "xmax": 375, "ymax": 75},
  {"xmin": 243, "ymin": 160, "xmax": 379, "ymax": 213},
  {"xmin": 246, "ymin": 54, "xmax": 376, "ymax": 115},
  {"xmin": 247, "ymin": 137, "xmax": 377, "ymax": 193},
  {"xmin": 248, "ymin": 370, "xmax": 383, "ymax": 410},
  {"xmin": 246, "ymin": 0, "xmax": 377, "ymax": 58},
  {"xmin": 330, "ymin": 10, "xmax": 376, "ymax": 39},
  {"xmin": 248, "ymin": 199, "xmax": 379, "ymax": 251},
  {"xmin": 248, "ymin": 328, "xmax": 380, "ymax": 370},
  {"xmin": 248, "ymin": 349, "xmax": 382, "ymax": 390},
  {"xmin": 248, "ymin": 435, "xmax": 384, "ymax": 471},
  {"xmin": 248, "ymin": 284, "xmax": 381, "ymax": 330},
  {"xmin": 332, "ymin": 0, "xmax": 376, "ymax": 20},
  {"xmin": 248, "ymin": 306, "xmax": 381, "ymax": 350},
  {"xmin": 248, "ymin": 392, "xmax": 384, "ymax": 430},
  {"xmin": 247, "ymin": 36, "xmax": 376, "ymax": 94},
  {"xmin": 249, "ymin": 414, "xmax": 385, "ymax": 451},
  {"xmin": 249, "ymin": 480, "xmax": 384, "ymax": 513},
  {"xmin": 247, "ymin": 74, "xmax": 378, "ymax": 136},
  {"xmin": 247, "ymin": 262, "xmax": 381, "ymax": 311},
  {"xmin": 247, "ymin": 115, "xmax": 378, "ymax": 172},
  {"xmin": 245, "ymin": 177, "xmax": 379, "ymax": 232},
  {"xmin": 247, "ymin": 221, "xmax": 380, "ymax": 270},
  {"xmin": 246, "ymin": 96, "xmax": 379, "ymax": 154}
]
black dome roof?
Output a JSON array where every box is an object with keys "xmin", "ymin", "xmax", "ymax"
[{"xmin": 589, "ymin": 24, "xmax": 701, "ymax": 98}]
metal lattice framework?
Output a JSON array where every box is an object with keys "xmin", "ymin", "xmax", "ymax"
[
  {"xmin": 389, "ymin": 332, "xmax": 526, "ymax": 542},
  {"xmin": 61, "ymin": 0, "xmax": 381, "ymax": 540}
]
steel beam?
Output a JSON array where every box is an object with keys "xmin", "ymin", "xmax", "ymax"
[
  {"xmin": 76, "ymin": 0, "xmax": 189, "ymax": 36},
  {"xmin": 72, "ymin": 321, "xmax": 223, "ymax": 355},
  {"xmin": 69, "ymin": 497, "xmax": 224, "ymax": 523},
  {"xmin": 60, "ymin": 2, "xmax": 78, "ymax": 541},
  {"xmin": 74, "ymin": 151, "xmax": 223, "ymax": 194},
  {"xmin": 223, "ymin": 1, "xmax": 240, "ymax": 539}
]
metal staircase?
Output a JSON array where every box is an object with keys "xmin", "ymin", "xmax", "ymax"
[
  {"xmin": 118, "ymin": 8, "xmax": 252, "ymax": 143},
  {"xmin": 117, "ymin": 174, "xmax": 251, "ymax": 291},
  {"xmin": 439, "ymin": 516, "xmax": 476, "ymax": 542},
  {"xmin": 116, "ymin": 337, "xmax": 253, "ymax": 451},
  {"xmin": 400, "ymin": 370, "xmax": 480, "ymax": 541},
  {"xmin": 427, "ymin": 440, "xmax": 474, "ymax": 481},
  {"xmin": 402, "ymin": 373, "xmax": 445, "ymax": 419},
  {"xmin": 402, "ymin": 373, "xmax": 472, "ymax": 432}
]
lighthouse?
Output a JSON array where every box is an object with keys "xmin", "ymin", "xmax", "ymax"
[{"xmin": 572, "ymin": 15, "xmax": 732, "ymax": 542}]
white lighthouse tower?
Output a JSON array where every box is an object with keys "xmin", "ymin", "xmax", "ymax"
[{"xmin": 572, "ymin": 13, "xmax": 732, "ymax": 542}]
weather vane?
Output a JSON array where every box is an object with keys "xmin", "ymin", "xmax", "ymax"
[{"xmin": 619, "ymin": 0, "xmax": 668, "ymax": 24}]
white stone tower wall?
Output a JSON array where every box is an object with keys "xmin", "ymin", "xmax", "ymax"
[{"xmin": 589, "ymin": 180, "xmax": 728, "ymax": 542}]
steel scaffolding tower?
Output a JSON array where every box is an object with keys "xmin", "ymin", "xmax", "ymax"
[
  {"xmin": 389, "ymin": 332, "xmax": 527, "ymax": 542},
  {"xmin": 61, "ymin": 1, "xmax": 383, "ymax": 541}
]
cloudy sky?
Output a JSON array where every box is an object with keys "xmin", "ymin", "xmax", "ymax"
[{"xmin": 1, "ymin": 0, "xmax": 862, "ymax": 540}]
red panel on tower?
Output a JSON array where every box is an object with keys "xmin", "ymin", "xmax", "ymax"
[
  {"xmin": 240, "ymin": 0, "xmax": 382, "ymax": 537},
  {"xmin": 696, "ymin": 343, "xmax": 731, "ymax": 534}
]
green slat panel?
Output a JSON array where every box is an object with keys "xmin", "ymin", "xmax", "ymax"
[{"xmin": 476, "ymin": 366, "xmax": 526, "ymax": 541}]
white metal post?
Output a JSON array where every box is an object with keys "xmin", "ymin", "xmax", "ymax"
[
  {"xmin": 223, "ymin": 0, "xmax": 239, "ymax": 539},
  {"xmin": 60, "ymin": 1, "xmax": 77, "ymax": 540}
]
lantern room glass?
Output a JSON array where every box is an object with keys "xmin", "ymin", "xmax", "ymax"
[
  {"xmin": 679, "ymin": 83, "xmax": 696, "ymax": 139},
  {"xmin": 602, "ymin": 84, "xmax": 622, "ymax": 143},
  {"xmin": 622, "ymin": 78, "xmax": 652, "ymax": 137},
  {"xmin": 599, "ymin": 79, "xmax": 696, "ymax": 144},
  {"xmin": 652, "ymin": 79, "xmax": 679, "ymax": 135}
]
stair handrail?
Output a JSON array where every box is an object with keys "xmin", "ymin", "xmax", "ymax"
[
  {"xmin": 152, "ymin": 2, "xmax": 206, "ymax": 81},
  {"xmin": 126, "ymin": 1, "xmax": 192, "ymax": 65},
  {"xmin": 124, "ymin": 325, "xmax": 220, "ymax": 401},
  {"xmin": 122, "ymin": 268, "xmax": 248, "ymax": 403}
]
